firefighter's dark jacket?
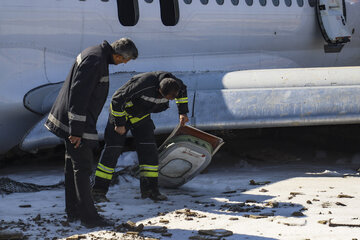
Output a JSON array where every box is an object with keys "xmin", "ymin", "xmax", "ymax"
[
  {"xmin": 110, "ymin": 71, "xmax": 189, "ymax": 127},
  {"xmin": 45, "ymin": 40, "xmax": 114, "ymax": 143}
]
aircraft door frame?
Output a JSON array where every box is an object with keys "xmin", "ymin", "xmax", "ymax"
[{"xmin": 316, "ymin": 0, "xmax": 351, "ymax": 52}]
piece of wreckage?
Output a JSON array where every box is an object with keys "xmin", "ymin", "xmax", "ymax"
[
  {"xmin": 157, "ymin": 124, "xmax": 224, "ymax": 188},
  {"xmin": 105, "ymin": 124, "xmax": 224, "ymax": 188}
]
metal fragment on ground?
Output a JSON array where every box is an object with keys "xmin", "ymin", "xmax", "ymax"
[
  {"xmin": 337, "ymin": 194, "xmax": 354, "ymax": 198},
  {"xmin": 291, "ymin": 211, "xmax": 305, "ymax": 217},
  {"xmin": 65, "ymin": 234, "xmax": 86, "ymax": 240},
  {"xmin": 249, "ymin": 179, "xmax": 271, "ymax": 185},
  {"xmin": 329, "ymin": 218, "xmax": 360, "ymax": 227},
  {"xmin": 278, "ymin": 219, "xmax": 307, "ymax": 226},
  {"xmin": 142, "ymin": 226, "xmax": 168, "ymax": 233},
  {"xmin": 244, "ymin": 214, "xmax": 268, "ymax": 219},
  {"xmin": 318, "ymin": 220, "xmax": 328, "ymax": 224},
  {"xmin": 198, "ymin": 229, "xmax": 233, "ymax": 237}
]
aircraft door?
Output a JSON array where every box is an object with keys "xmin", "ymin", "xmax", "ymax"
[{"xmin": 316, "ymin": 0, "xmax": 351, "ymax": 52}]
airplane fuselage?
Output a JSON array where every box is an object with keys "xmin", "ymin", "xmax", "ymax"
[{"xmin": 0, "ymin": 0, "xmax": 359, "ymax": 154}]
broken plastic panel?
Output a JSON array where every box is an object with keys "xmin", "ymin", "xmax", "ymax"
[{"xmin": 158, "ymin": 124, "xmax": 224, "ymax": 188}]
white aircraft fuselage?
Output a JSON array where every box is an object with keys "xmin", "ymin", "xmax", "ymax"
[{"xmin": 0, "ymin": 0, "xmax": 359, "ymax": 154}]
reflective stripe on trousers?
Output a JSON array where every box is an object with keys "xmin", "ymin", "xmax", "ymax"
[
  {"xmin": 95, "ymin": 162, "xmax": 115, "ymax": 180},
  {"xmin": 139, "ymin": 164, "xmax": 159, "ymax": 177}
]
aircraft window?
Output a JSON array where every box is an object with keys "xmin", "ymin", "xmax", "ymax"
[
  {"xmin": 297, "ymin": 0, "xmax": 304, "ymax": 6},
  {"xmin": 246, "ymin": 0, "xmax": 253, "ymax": 6},
  {"xmin": 285, "ymin": 0, "xmax": 292, "ymax": 6},
  {"xmin": 308, "ymin": 0, "xmax": 315, "ymax": 7},
  {"xmin": 144, "ymin": 0, "xmax": 153, "ymax": 3},
  {"xmin": 232, "ymin": 0, "xmax": 239, "ymax": 5},
  {"xmin": 260, "ymin": 0, "xmax": 266, "ymax": 6},
  {"xmin": 160, "ymin": 0, "xmax": 179, "ymax": 26},
  {"xmin": 184, "ymin": 0, "xmax": 192, "ymax": 4},
  {"xmin": 272, "ymin": 0, "xmax": 280, "ymax": 6},
  {"xmin": 216, "ymin": 0, "xmax": 224, "ymax": 5},
  {"xmin": 201, "ymin": 0, "xmax": 209, "ymax": 4},
  {"xmin": 117, "ymin": 0, "xmax": 139, "ymax": 26}
]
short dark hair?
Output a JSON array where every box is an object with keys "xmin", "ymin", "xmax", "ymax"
[
  {"xmin": 111, "ymin": 38, "xmax": 138, "ymax": 60},
  {"xmin": 159, "ymin": 78, "xmax": 180, "ymax": 96}
]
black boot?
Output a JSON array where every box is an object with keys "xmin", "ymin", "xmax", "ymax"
[
  {"xmin": 81, "ymin": 215, "xmax": 114, "ymax": 228},
  {"xmin": 91, "ymin": 188, "xmax": 110, "ymax": 203},
  {"xmin": 92, "ymin": 173, "xmax": 112, "ymax": 203},
  {"xmin": 67, "ymin": 215, "xmax": 80, "ymax": 223},
  {"xmin": 66, "ymin": 210, "xmax": 80, "ymax": 222},
  {"xmin": 140, "ymin": 177, "xmax": 168, "ymax": 201}
]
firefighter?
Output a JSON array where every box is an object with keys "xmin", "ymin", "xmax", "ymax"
[
  {"xmin": 44, "ymin": 38, "xmax": 138, "ymax": 228},
  {"xmin": 92, "ymin": 71, "xmax": 189, "ymax": 202}
]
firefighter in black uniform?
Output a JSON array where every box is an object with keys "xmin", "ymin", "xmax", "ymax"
[
  {"xmin": 92, "ymin": 71, "xmax": 189, "ymax": 202},
  {"xmin": 44, "ymin": 38, "xmax": 138, "ymax": 228}
]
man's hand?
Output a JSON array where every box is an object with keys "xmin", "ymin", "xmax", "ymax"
[
  {"xmin": 68, "ymin": 136, "xmax": 82, "ymax": 149},
  {"xmin": 115, "ymin": 126, "xmax": 126, "ymax": 135},
  {"xmin": 179, "ymin": 114, "xmax": 189, "ymax": 126}
]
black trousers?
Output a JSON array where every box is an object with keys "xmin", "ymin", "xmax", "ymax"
[
  {"xmin": 64, "ymin": 139, "xmax": 99, "ymax": 221},
  {"xmin": 93, "ymin": 117, "xmax": 158, "ymax": 192}
]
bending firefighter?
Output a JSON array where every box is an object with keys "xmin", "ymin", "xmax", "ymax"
[{"xmin": 92, "ymin": 71, "xmax": 189, "ymax": 202}]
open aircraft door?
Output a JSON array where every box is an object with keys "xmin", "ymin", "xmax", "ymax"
[
  {"xmin": 157, "ymin": 125, "xmax": 224, "ymax": 188},
  {"xmin": 316, "ymin": 0, "xmax": 351, "ymax": 53}
]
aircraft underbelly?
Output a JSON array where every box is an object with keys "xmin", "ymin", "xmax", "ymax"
[
  {"xmin": 20, "ymin": 67, "xmax": 360, "ymax": 153},
  {"xmin": 195, "ymin": 86, "xmax": 360, "ymax": 129}
]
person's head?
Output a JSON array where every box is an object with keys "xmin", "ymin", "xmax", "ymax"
[
  {"xmin": 159, "ymin": 78, "xmax": 180, "ymax": 100},
  {"xmin": 111, "ymin": 38, "xmax": 138, "ymax": 65}
]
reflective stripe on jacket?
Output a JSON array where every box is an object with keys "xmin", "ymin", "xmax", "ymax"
[{"xmin": 110, "ymin": 71, "xmax": 189, "ymax": 126}]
